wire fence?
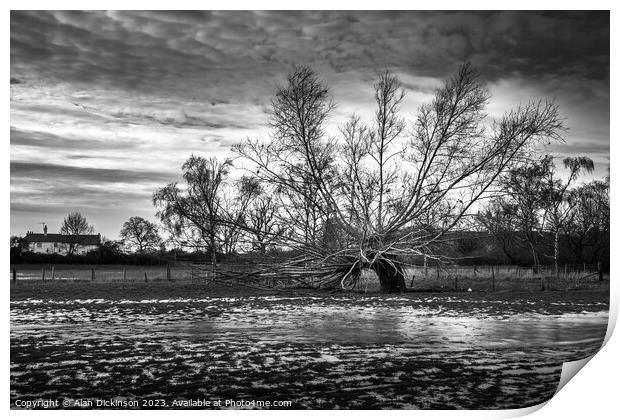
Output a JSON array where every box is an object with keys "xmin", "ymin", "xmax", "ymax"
[
  {"xmin": 10, "ymin": 262, "xmax": 607, "ymax": 292},
  {"xmin": 399, "ymin": 263, "xmax": 606, "ymax": 292},
  {"xmin": 9, "ymin": 264, "xmax": 213, "ymax": 284}
]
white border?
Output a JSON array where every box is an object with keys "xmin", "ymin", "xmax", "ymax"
[{"xmin": 4, "ymin": 2, "xmax": 617, "ymax": 419}]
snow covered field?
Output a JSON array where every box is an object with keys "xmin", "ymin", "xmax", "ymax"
[{"xmin": 10, "ymin": 288, "xmax": 608, "ymax": 409}]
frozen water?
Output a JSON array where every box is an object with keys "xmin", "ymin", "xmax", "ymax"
[{"xmin": 10, "ymin": 294, "xmax": 608, "ymax": 409}]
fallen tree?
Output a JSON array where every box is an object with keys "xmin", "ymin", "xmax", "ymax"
[{"xmin": 230, "ymin": 63, "xmax": 564, "ymax": 292}]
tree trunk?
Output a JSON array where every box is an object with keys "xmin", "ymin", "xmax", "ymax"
[
  {"xmin": 209, "ymin": 234, "xmax": 217, "ymax": 280},
  {"xmin": 501, "ymin": 241, "xmax": 517, "ymax": 265},
  {"xmin": 553, "ymin": 229, "xmax": 560, "ymax": 280},
  {"xmin": 529, "ymin": 242, "xmax": 539, "ymax": 274},
  {"xmin": 370, "ymin": 259, "xmax": 407, "ymax": 293}
]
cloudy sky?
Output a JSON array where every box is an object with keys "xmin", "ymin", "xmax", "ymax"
[{"xmin": 10, "ymin": 10, "xmax": 609, "ymax": 238}]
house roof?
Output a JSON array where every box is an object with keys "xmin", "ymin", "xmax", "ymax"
[{"xmin": 24, "ymin": 233, "xmax": 101, "ymax": 246}]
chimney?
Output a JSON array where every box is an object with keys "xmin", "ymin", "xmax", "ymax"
[{"xmin": 43, "ymin": 224, "xmax": 47, "ymax": 235}]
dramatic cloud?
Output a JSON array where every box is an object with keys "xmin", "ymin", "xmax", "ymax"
[
  {"xmin": 10, "ymin": 11, "xmax": 609, "ymax": 237},
  {"xmin": 11, "ymin": 161, "xmax": 177, "ymax": 184}
]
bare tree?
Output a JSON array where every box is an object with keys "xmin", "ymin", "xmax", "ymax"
[
  {"xmin": 499, "ymin": 157, "xmax": 553, "ymax": 269},
  {"xmin": 237, "ymin": 177, "xmax": 287, "ymax": 254},
  {"xmin": 233, "ymin": 63, "xmax": 564, "ymax": 292},
  {"xmin": 218, "ymin": 176, "xmax": 260, "ymax": 255},
  {"xmin": 480, "ymin": 156, "xmax": 594, "ymax": 272},
  {"xmin": 372, "ymin": 71, "xmax": 406, "ymax": 231},
  {"xmin": 543, "ymin": 156, "xmax": 594, "ymax": 277},
  {"xmin": 153, "ymin": 155, "xmax": 233, "ymax": 272},
  {"xmin": 476, "ymin": 199, "xmax": 521, "ymax": 264},
  {"xmin": 219, "ymin": 196, "xmax": 246, "ymax": 256},
  {"xmin": 265, "ymin": 65, "xmax": 335, "ymax": 247},
  {"xmin": 60, "ymin": 211, "xmax": 95, "ymax": 255},
  {"xmin": 566, "ymin": 178, "xmax": 609, "ymax": 264},
  {"xmin": 119, "ymin": 216, "xmax": 163, "ymax": 254}
]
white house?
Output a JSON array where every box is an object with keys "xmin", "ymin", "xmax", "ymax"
[{"xmin": 24, "ymin": 225, "xmax": 101, "ymax": 255}]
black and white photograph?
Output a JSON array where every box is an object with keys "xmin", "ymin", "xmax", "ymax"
[{"xmin": 9, "ymin": 8, "xmax": 611, "ymax": 411}]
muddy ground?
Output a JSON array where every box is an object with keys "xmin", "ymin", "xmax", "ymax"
[{"xmin": 10, "ymin": 283, "xmax": 609, "ymax": 409}]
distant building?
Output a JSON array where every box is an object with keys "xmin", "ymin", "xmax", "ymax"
[{"xmin": 24, "ymin": 225, "xmax": 101, "ymax": 255}]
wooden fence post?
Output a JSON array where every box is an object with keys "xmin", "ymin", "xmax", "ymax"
[
  {"xmin": 454, "ymin": 276, "xmax": 458, "ymax": 291},
  {"xmin": 41, "ymin": 268, "xmax": 45, "ymax": 282},
  {"xmin": 144, "ymin": 272, "xmax": 148, "ymax": 283},
  {"xmin": 12, "ymin": 268, "xmax": 17, "ymax": 285},
  {"xmin": 51, "ymin": 266, "xmax": 55, "ymax": 281},
  {"xmin": 123, "ymin": 268, "xmax": 127, "ymax": 282},
  {"xmin": 598, "ymin": 262, "xmax": 603, "ymax": 282},
  {"xmin": 167, "ymin": 264, "xmax": 171, "ymax": 282},
  {"xmin": 91, "ymin": 268, "xmax": 95, "ymax": 282}
]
